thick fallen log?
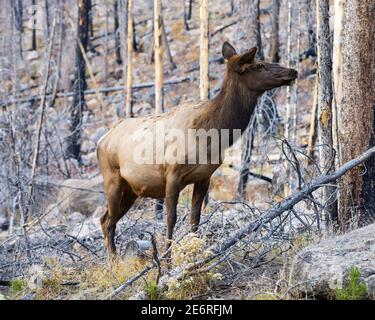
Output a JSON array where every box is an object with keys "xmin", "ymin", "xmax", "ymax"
[{"xmin": 108, "ymin": 146, "xmax": 375, "ymax": 299}]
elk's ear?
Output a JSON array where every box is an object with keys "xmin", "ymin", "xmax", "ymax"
[
  {"xmin": 222, "ymin": 41, "xmax": 237, "ymax": 60},
  {"xmin": 237, "ymin": 47, "xmax": 258, "ymax": 66}
]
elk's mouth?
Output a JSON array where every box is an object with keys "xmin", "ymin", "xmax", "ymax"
[{"xmin": 285, "ymin": 78, "xmax": 296, "ymax": 86}]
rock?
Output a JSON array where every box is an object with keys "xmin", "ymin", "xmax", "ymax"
[
  {"xmin": 290, "ymin": 223, "xmax": 375, "ymax": 299},
  {"xmin": 56, "ymin": 176, "xmax": 106, "ymax": 217}
]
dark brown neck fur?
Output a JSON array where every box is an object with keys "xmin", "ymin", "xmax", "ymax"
[{"xmin": 193, "ymin": 73, "xmax": 260, "ymax": 144}]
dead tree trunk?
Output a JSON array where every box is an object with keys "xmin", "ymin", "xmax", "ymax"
[
  {"xmin": 88, "ymin": 0, "xmax": 94, "ymax": 37},
  {"xmin": 199, "ymin": 0, "xmax": 209, "ymax": 101},
  {"xmin": 283, "ymin": 0, "xmax": 299, "ymax": 197},
  {"xmin": 114, "ymin": 0, "xmax": 122, "ymax": 64},
  {"xmin": 125, "ymin": 0, "xmax": 133, "ymax": 118},
  {"xmin": 184, "ymin": 0, "xmax": 193, "ymax": 30},
  {"xmin": 307, "ymin": 78, "xmax": 319, "ymax": 160},
  {"xmin": 154, "ymin": 0, "xmax": 164, "ymax": 219},
  {"xmin": 332, "ymin": 0, "xmax": 344, "ymax": 164},
  {"xmin": 154, "ymin": 0, "xmax": 164, "ymax": 114},
  {"xmin": 66, "ymin": 0, "xmax": 89, "ymax": 162},
  {"xmin": 31, "ymin": 0, "xmax": 37, "ymax": 50},
  {"xmin": 44, "ymin": 0, "xmax": 50, "ymax": 37},
  {"xmin": 120, "ymin": 0, "xmax": 128, "ymax": 117},
  {"xmin": 337, "ymin": 0, "xmax": 375, "ymax": 229},
  {"xmin": 10, "ymin": 0, "xmax": 23, "ymax": 57},
  {"xmin": 237, "ymin": 0, "xmax": 263, "ymax": 200},
  {"xmin": 104, "ymin": 1, "xmax": 109, "ymax": 87},
  {"xmin": 269, "ymin": 0, "xmax": 280, "ymax": 63},
  {"xmin": 316, "ymin": 0, "xmax": 338, "ymax": 226},
  {"xmin": 161, "ymin": 17, "xmax": 176, "ymax": 71}
]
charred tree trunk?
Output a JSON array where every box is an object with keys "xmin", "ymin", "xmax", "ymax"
[
  {"xmin": 154, "ymin": 0, "xmax": 164, "ymax": 219},
  {"xmin": 31, "ymin": 0, "xmax": 37, "ymax": 50},
  {"xmin": 120, "ymin": 0, "xmax": 128, "ymax": 117},
  {"xmin": 161, "ymin": 17, "xmax": 176, "ymax": 71},
  {"xmin": 237, "ymin": 0, "xmax": 263, "ymax": 200},
  {"xmin": 114, "ymin": 0, "xmax": 122, "ymax": 64},
  {"xmin": 125, "ymin": 0, "xmax": 133, "ymax": 118},
  {"xmin": 104, "ymin": 1, "xmax": 109, "ymax": 87},
  {"xmin": 132, "ymin": 20, "xmax": 138, "ymax": 51},
  {"xmin": 184, "ymin": 0, "xmax": 193, "ymax": 30},
  {"xmin": 10, "ymin": 0, "xmax": 23, "ymax": 57},
  {"xmin": 88, "ymin": 0, "xmax": 94, "ymax": 37},
  {"xmin": 337, "ymin": 0, "xmax": 375, "ymax": 229},
  {"xmin": 269, "ymin": 0, "xmax": 280, "ymax": 63},
  {"xmin": 154, "ymin": 0, "xmax": 164, "ymax": 114},
  {"xmin": 66, "ymin": 0, "xmax": 89, "ymax": 162},
  {"xmin": 307, "ymin": 0, "xmax": 317, "ymax": 50},
  {"xmin": 44, "ymin": 0, "xmax": 50, "ymax": 38},
  {"xmin": 244, "ymin": 0, "xmax": 263, "ymax": 58},
  {"xmin": 199, "ymin": 0, "xmax": 209, "ymax": 101},
  {"xmin": 316, "ymin": 0, "xmax": 338, "ymax": 226}
]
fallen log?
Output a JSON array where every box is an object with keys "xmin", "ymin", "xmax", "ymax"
[
  {"xmin": 108, "ymin": 146, "xmax": 375, "ymax": 299},
  {"xmin": 0, "ymin": 76, "xmax": 193, "ymax": 108}
]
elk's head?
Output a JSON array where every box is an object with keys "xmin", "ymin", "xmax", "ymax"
[{"xmin": 222, "ymin": 42, "xmax": 298, "ymax": 93}]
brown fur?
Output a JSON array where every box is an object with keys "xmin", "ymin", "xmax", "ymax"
[{"xmin": 97, "ymin": 42, "xmax": 298, "ymax": 258}]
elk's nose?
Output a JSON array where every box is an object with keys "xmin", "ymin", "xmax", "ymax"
[{"xmin": 290, "ymin": 69, "xmax": 298, "ymax": 78}]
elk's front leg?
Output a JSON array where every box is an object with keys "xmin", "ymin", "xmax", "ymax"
[
  {"xmin": 165, "ymin": 177, "xmax": 180, "ymax": 253},
  {"xmin": 190, "ymin": 179, "xmax": 210, "ymax": 232}
]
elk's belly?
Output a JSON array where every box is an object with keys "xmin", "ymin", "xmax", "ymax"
[{"xmin": 120, "ymin": 163, "xmax": 166, "ymax": 198}]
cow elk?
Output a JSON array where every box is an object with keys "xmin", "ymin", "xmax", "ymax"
[{"xmin": 97, "ymin": 41, "xmax": 298, "ymax": 258}]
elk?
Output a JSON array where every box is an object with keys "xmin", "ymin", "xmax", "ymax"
[{"xmin": 97, "ymin": 41, "xmax": 298, "ymax": 257}]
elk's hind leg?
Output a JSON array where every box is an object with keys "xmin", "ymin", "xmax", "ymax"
[{"xmin": 101, "ymin": 173, "xmax": 137, "ymax": 258}]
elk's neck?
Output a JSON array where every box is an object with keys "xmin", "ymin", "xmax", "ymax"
[{"xmin": 211, "ymin": 76, "xmax": 259, "ymax": 133}]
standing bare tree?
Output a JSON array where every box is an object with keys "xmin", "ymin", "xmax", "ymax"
[
  {"xmin": 154, "ymin": 0, "xmax": 164, "ymax": 114},
  {"xmin": 199, "ymin": 0, "xmax": 209, "ymax": 101},
  {"xmin": 125, "ymin": 0, "xmax": 133, "ymax": 118},
  {"xmin": 10, "ymin": 0, "xmax": 23, "ymax": 56},
  {"xmin": 337, "ymin": 0, "xmax": 375, "ymax": 229},
  {"xmin": 154, "ymin": 0, "xmax": 164, "ymax": 218},
  {"xmin": 316, "ymin": 0, "xmax": 337, "ymax": 226},
  {"xmin": 31, "ymin": 0, "xmax": 37, "ymax": 51},
  {"xmin": 161, "ymin": 17, "xmax": 176, "ymax": 71},
  {"xmin": 114, "ymin": 0, "xmax": 122, "ymax": 64},
  {"xmin": 237, "ymin": 0, "xmax": 263, "ymax": 199},
  {"xmin": 269, "ymin": 0, "xmax": 280, "ymax": 63},
  {"xmin": 332, "ymin": 0, "xmax": 344, "ymax": 159},
  {"xmin": 66, "ymin": 0, "xmax": 90, "ymax": 162},
  {"xmin": 184, "ymin": 0, "xmax": 193, "ymax": 30}
]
